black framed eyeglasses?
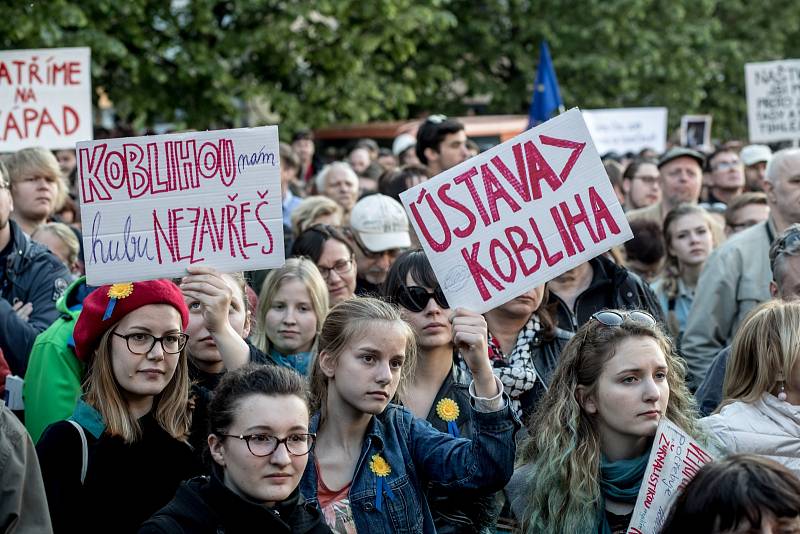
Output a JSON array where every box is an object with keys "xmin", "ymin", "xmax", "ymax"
[
  {"xmin": 317, "ymin": 257, "xmax": 354, "ymax": 280},
  {"xmin": 590, "ymin": 310, "xmax": 656, "ymax": 327},
  {"xmin": 218, "ymin": 433, "xmax": 316, "ymax": 457},
  {"xmin": 772, "ymin": 230, "xmax": 800, "ymax": 257},
  {"xmin": 112, "ymin": 332, "xmax": 188, "ymax": 355},
  {"xmin": 396, "ymin": 285, "xmax": 449, "ymax": 313}
]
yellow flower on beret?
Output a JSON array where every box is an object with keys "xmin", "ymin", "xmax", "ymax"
[
  {"xmin": 108, "ymin": 282, "xmax": 134, "ymax": 299},
  {"xmin": 436, "ymin": 397, "xmax": 460, "ymax": 423},
  {"xmin": 369, "ymin": 454, "xmax": 391, "ymax": 477}
]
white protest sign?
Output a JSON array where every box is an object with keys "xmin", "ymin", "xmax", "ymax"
[
  {"xmin": 745, "ymin": 59, "xmax": 800, "ymax": 142},
  {"xmin": 581, "ymin": 108, "xmax": 667, "ymax": 155},
  {"xmin": 0, "ymin": 47, "xmax": 92, "ymax": 151},
  {"xmin": 400, "ymin": 108, "xmax": 632, "ymax": 313},
  {"xmin": 77, "ymin": 127, "xmax": 285, "ymax": 285},
  {"xmin": 627, "ymin": 418, "xmax": 714, "ymax": 534}
]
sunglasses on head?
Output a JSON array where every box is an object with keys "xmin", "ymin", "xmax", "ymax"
[
  {"xmin": 396, "ymin": 285, "xmax": 449, "ymax": 313},
  {"xmin": 590, "ymin": 310, "xmax": 656, "ymax": 327}
]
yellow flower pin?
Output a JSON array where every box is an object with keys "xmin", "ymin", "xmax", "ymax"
[
  {"xmin": 436, "ymin": 397, "xmax": 460, "ymax": 422},
  {"xmin": 108, "ymin": 283, "xmax": 134, "ymax": 299},
  {"xmin": 369, "ymin": 454, "xmax": 391, "ymax": 477}
]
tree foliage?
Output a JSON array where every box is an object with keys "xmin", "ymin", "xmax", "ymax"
[{"xmin": 3, "ymin": 0, "xmax": 800, "ymax": 141}]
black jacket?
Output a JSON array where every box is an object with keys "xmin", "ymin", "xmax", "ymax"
[
  {"xmin": 36, "ymin": 407, "xmax": 202, "ymax": 534},
  {"xmin": 548, "ymin": 255, "xmax": 664, "ymax": 332},
  {"xmin": 518, "ymin": 327, "xmax": 573, "ymax": 420},
  {"xmin": 139, "ymin": 472, "xmax": 331, "ymax": 534},
  {"xmin": 0, "ymin": 219, "xmax": 71, "ymax": 376}
]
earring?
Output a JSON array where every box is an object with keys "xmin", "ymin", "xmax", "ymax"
[{"xmin": 778, "ymin": 381, "xmax": 788, "ymax": 402}]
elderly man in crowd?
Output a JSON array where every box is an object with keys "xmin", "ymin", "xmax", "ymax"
[
  {"xmin": 682, "ymin": 148, "xmax": 800, "ymax": 389},
  {"xmin": 315, "ymin": 161, "xmax": 359, "ymax": 219},
  {"xmin": 347, "ymin": 193, "xmax": 410, "ymax": 296},
  {"xmin": 627, "ymin": 147, "xmax": 705, "ymax": 228}
]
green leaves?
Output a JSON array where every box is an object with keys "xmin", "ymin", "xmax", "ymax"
[{"xmin": 2, "ymin": 0, "xmax": 799, "ymax": 141}]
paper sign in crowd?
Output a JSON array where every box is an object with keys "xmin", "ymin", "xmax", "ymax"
[
  {"xmin": 582, "ymin": 107, "xmax": 667, "ymax": 155},
  {"xmin": 400, "ymin": 108, "xmax": 632, "ymax": 313},
  {"xmin": 746, "ymin": 59, "xmax": 800, "ymax": 143},
  {"xmin": 77, "ymin": 127, "xmax": 285, "ymax": 285},
  {"xmin": 0, "ymin": 47, "xmax": 92, "ymax": 151},
  {"xmin": 626, "ymin": 418, "xmax": 715, "ymax": 534}
]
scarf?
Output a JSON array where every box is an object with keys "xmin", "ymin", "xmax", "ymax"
[
  {"xmin": 458, "ymin": 314, "xmax": 541, "ymax": 418},
  {"xmin": 269, "ymin": 349, "xmax": 314, "ymax": 376},
  {"xmin": 597, "ymin": 452, "xmax": 649, "ymax": 534}
]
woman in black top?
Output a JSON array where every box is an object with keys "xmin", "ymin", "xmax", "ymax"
[
  {"xmin": 37, "ymin": 279, "xmax": 202, "ymax": 534},
  {"xmin": 140, "ymin": 364, "xmax": 331, "ymax": 534}
]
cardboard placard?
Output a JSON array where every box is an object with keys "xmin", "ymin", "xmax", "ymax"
[
  {"xmin": 627, "ymin": 418, "xmax": 715, "ymax": 534},
  {"xmin": 582, "ymin": 108, "xmax": 667, "ymax": 155},
  {"xmin": 399, "ymin": 108, "xmax": 632, "ymax": 313},
  {"xmin": 745, "ymin": 59, "xmax": 800, "ymax": 143},
  {"xmin": 77, "ymin": 127, "xmax": 285, "ymax": 285},
  {"xmin": 0, "ymin": 47, "xmax": 92, "ymax": 151}
]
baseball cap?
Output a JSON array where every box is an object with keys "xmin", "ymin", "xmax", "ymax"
[
  {"xmin": 657, "ymin": 147, "xmax": 706, "ymax": 169},
  {"xmin": 349, "ymin": 194, "xmax": 411, "ymax": 252},
  {"xmin": 392, "ymin": 134, "xmax": 416, "ymax": 156},
  {"xmin": 740, "ymin": 144, "xmax": 772, "ymax": 166}
]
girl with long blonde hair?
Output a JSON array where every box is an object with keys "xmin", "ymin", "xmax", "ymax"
[
  {"xmin": 302, "ymin": 296, "xmax": 518, "ymax": 533},
  {"xmin": 508, "ymin": 309, "xmax": 700, "ymax": 533},
  {"xmin": 252, "ymin": 257, "xmax": 329, "ymax": 375}
]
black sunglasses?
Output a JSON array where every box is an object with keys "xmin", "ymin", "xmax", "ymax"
[
  {"xmin": 590, "ymin": 310, "xmax": 656, "ymax": 327},
  {"xmin": 396, "ymin": 285, "xmax": 449, "ymax": 313}
]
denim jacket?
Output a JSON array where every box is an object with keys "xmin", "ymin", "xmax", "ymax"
[{"xmin": 300, "ymin": 391, "xmax": 518, "ymax": 533}]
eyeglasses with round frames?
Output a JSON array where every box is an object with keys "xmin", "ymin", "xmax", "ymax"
[
  {"xmin": 112, "ymin": 332, "xmax": 189, "ymax": 355},
  {"xmin": 218, "ymin": 433, "xmax": 316, "ymax": 457}
]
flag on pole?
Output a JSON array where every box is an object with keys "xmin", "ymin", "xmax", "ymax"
[{"xmin": 527, "ymin": 40, "xmax": 563, "ymax": 128}]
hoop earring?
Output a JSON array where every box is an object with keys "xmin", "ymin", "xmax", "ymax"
[{"xmin": 778, "ymin": 381, "xmax": 788, "ymax": 402}]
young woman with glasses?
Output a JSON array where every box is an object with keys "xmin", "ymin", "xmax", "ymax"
[
  {"xmin": 141, "ymin": 364, "xmax": 332, "ymax": 533},
  {"xmin": 381, "ymin": 249, "xmax": 513, "ymax": 533},
  {"xmin": 302, "ymin": 296, "xmax": 517, "ymax": 533},
  {"xmin": 252, "ymin": 258, "xmax": 329, "ymax": 375},
  {"xmin": 36, "ymin": 280, "xmax": 202, "ymax": 534},
  {"xmin": 505, "ymin": 309, "xmax": 701, "ymax": 533},
  {"xmin": 291, "ymin": 224, "xmax": 357, "ymax": 305}
]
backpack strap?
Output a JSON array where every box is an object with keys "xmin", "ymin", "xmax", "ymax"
[{"xmin": 67, "ymin": 419, "xmax": 88, "ymax": 484}]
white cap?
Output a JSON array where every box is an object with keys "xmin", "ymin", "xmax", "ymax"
[
  {"xmin": 740, "ymin": 144, "xmax": 772, "ymax": 166},
  {"xmin": 392, "ymin": 134, "xmax": 416, "ymax": 156},
  {"xmin": 349, "ymin": 194, "xmax": 411, "ymax": 252}
]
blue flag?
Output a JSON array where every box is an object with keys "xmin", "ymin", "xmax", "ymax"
[{"xmin": 528, "ymin": 40, "xmax": 563, "ymax": 128}]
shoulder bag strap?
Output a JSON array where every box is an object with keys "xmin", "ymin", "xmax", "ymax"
[{"xmin": 66, "ymin": 419, "xmax": 88, "ymax": 484}]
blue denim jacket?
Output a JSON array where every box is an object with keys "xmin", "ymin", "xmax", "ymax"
[{"xmin": 300, "ymin": 400, "xmax": 518, "ymax": 533}]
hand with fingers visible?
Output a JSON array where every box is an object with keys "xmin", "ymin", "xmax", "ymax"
[
  {"xmin": 12, "ymin": 301, "xmax": 33, "ymax": 322},
  {"xmin": 451, "ymin": 308, "xmax": 498, "ymax": 398},
  {"xmin": 180, "ymin": 265, "xmax": 250, "ymax": 371},
  {"xmin": 180, "ymin": 265, "xmax": 236, "ymax": 335}
]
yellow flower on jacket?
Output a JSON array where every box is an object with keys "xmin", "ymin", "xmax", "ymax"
[
  {"xmin": 108, "ymin": 282, "xmax": 134, "ymax": 299},
  {"xmin": 369, "ymin": 454, "xmax": 391, "ymax": 477},
  {"xmin": 436, "ymin": 397, "xmax": 460, "ymax": 422}
]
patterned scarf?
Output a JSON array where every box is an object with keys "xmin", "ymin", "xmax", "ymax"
[{"xmin": 459, "ymin": 314, "xmax": 540, "ymax": 418}]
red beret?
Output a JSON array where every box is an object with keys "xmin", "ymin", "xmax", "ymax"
[{"xmin": 73, "ymin": 279, "xmax": 189, "ymax": 361}]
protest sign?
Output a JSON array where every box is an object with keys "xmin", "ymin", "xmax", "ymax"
[
  {"xmin": 581, "ymin": 108, "xmax": 667, "ymax": 155},
  {"xmin": 77, "ymin": 127, "xmax": 285, "ymax": 285},
  {"xmin": 745, "ymin": 59, "xmax": 800, "ymax": 143},
  {"xmin": 627, "ymin": 418, "xmax": 715, "ymax": 534},
  {"xmin": 0, "ymin": 47, "xmax": 92, "ymax": 151},
  {"xmin": 399, "ymin": 108, "xmax": 632, "ymax": 313}
]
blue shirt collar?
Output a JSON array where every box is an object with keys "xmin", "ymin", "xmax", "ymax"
[{"xmin": 70, "ymin": 398, "xmax": 106, "ymax": 438}]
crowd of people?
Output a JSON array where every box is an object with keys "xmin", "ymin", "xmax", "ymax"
[{"xmin": 2, "ymin": 114, "xmax": 800, "ymax": 534}]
